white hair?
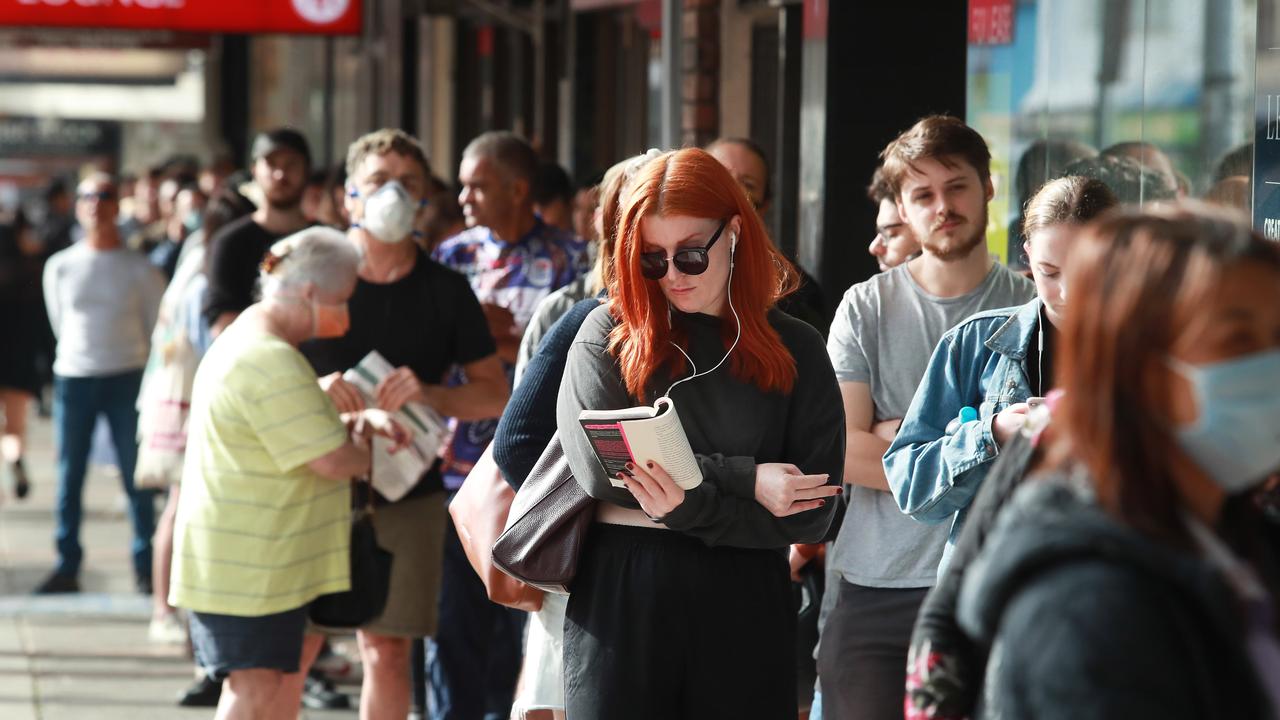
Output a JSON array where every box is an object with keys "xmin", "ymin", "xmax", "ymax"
[{"xmin": 258, "ymin": 226, "xmax": 362, "ymax": 299}]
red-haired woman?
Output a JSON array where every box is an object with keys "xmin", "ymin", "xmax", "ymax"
[{"xmin": 555, "ymin": 148, "xmax": 845, "ymax": 718}]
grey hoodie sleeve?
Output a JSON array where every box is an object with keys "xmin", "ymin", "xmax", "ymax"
[{"xmin": 983, "ymin": 564, "xmax": 1211, "ymax": 720}]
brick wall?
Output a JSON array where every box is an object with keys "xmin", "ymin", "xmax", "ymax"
[{"xmin": 681, "ymin": 0, "xmax": 720, "ymax": 147}]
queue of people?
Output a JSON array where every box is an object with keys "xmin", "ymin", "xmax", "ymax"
[{"xmin": 0, "ymin": 109, "xmax": 1276, "ymax": 720}]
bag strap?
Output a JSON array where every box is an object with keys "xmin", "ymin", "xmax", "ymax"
[{"xmin": 352, "ymin": 413, "xmax": 375, "ymax": 516}]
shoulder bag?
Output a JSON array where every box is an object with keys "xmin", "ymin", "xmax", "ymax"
[
  {"xmin": 492, "ymin": 432, "xmax": 595, "ymax": 594},
  {"xmin": 449, "ymin": 443, "xmax": 544, "ymax": 612}
]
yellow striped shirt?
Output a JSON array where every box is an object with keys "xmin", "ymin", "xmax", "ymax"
[{"xmin": 170, "ymin": 327, "xmax": 351, "ymax": 616}]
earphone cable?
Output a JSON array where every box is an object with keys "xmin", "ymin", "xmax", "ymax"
[{"xmin": 664, "ymin": 246, "xmax": 741, "ymax": 399}]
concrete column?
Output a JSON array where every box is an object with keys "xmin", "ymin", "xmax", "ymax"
[{"xmin": 661, "ymin": 0, "xmax": 683, "ymax": 148}]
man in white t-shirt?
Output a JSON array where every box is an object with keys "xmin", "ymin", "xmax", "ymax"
[
  {"xmin": 816, "ymin": 117, "xmax": 1034, "ymax": 720},
  {"xmin": 38, "ymin": 173, "xmax": 165, "ymax": 595}
]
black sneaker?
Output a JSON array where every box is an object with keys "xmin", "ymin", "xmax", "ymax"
[
  {"xmin": 10, "ymin": 460, "xmax": 29, "ymax": 500},
  {"xmin": 33, "ymin": 571, "xmax": 79, "ymax": 594},
  {"xmin": 302, "ymin": 671, "xmax": 351, "ymax": 710},
  {"xmin": 136, "ymin": 575, "xmax": 153, "ymax": 596},
  {"xmin": 177, "ymin": 674, "xmax": 222, "ymax": 707}
]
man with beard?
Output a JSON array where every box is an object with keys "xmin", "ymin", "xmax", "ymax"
[
  {"xmin": 816, "ymin": 116, "xmax": 1032, "ymax": 720},
  {"xmin": 203, "ymin": 128, "xmax": 312, "ymax": 336}
]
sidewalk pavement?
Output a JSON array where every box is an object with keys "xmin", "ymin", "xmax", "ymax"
[{"xmin": 0, "ymin": 412, "xmax": 359, "ymax": 719}]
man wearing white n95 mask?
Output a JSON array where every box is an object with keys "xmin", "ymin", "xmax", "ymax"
[{"xmin": 298, "ymin": 129, "xmax": 508, "ymax": 720}]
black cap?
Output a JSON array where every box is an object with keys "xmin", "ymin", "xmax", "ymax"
[{"xmin": 251, "ymin": 128, "xmax": 312, "ymax": 169}]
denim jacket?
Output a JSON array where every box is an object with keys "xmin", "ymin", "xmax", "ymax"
[{"xmin": 884, "ymin": 298, "xmax": 1043, "ymax": 574}]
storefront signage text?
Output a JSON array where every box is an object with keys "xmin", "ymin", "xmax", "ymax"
[{"xmin": 0, "ymin": 0, "xmax": 361, "ymax": 35}]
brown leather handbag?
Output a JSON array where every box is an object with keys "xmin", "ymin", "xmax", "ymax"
[
  {"xmin": 449, "ymin": 443, "xmax": 544, "ymax": 612},
  {"xmin": 492, "ymin": 432, "xmax": 595, "ymax": 594}
]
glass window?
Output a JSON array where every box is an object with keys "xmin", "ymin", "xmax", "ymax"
[{"xmin": 968, "ymin": 0, "xmax": 1257, "ymax": 265}]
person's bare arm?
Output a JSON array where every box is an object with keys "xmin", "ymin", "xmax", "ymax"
[
  {"xmin": 422, "ymin": 355, "xmax": 510, "ymax": 420},
  {"xmin": 376, "ymin": 355, "xmax": 510, "ymax": 421},
  {"xmin": 211, "ymin": 311, "xmax": 237, "ymax": 338},
  {"xmin": 306, "ymin": 441, "xmax": 371, "ymax": 480},
  {"xmin": 482, "ymin": 303, "xmax": 521, "ymax": 365},
  {"xmin": 841, "ymin": 381, "xmax": 895, "ymax": 492},
  {"xmin": 304, "ymin": 410, "xmax": 410, "ymax": 480}
]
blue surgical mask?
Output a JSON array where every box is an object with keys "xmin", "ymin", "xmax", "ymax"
[{"xmin": 1167, "ymin": 350, "xmax": 1280, "ymax": 494}]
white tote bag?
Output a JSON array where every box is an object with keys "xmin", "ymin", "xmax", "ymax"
[{"xmin": 135, "ymin": 334, "xmax": 198, "ymax": 489}]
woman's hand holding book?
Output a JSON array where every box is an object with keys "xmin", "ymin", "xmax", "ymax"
[{"xmin": 618, "ymin": 461, "xmax": 685, "ymax": 521}]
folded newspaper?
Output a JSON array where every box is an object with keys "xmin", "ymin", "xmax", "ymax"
[{"xmin": 343, "ymin": 351, "xmax": 449, "ymax": 501}]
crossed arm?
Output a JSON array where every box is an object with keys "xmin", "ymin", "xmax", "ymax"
[{"xmin": 839, "ymin": 381, "xmax": 901, "ymax": 492}]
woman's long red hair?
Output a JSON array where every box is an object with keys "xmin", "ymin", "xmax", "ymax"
[{"xmin": 607, "ymin": 148, "xmax": 799, "ymax": 400}]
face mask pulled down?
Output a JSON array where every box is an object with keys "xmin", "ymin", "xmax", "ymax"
[
  {"xmin": 1168, "ymin": 350, "xmax": 1280, "ymax": 494},
  {"xmin": 311, "ymin": 297, "xmax": 349, "ymax": 339},
  {"xmin": 358, "ymin": 181, "xmax": 419, "ymax": 244}
]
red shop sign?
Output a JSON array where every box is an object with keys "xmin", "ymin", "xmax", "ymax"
[
  {"xmin": 0, "ymin": 0, "xmax": 361, "ymax": 36},
  {"xmin": 803, "ymin": 0, "xmax": 827, "ymax": 41},
  {"xmin": 969, "ymin": 0, "xmax": 1014, "ymax": 46}
]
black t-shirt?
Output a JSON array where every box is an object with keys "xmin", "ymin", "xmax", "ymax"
[
  {"xmin": 202, "ymin": 216, "xmax": 284, "ymax": 326},
  {"xmin": 300, "ymin": 249, "xmax": 498, "ymax": 500}
]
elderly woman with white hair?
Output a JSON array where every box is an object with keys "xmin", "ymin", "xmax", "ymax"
[{"xmin": 171, "ymin": 226, "xmax": 402, "ymax": 719}]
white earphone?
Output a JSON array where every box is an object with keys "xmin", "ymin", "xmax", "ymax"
[{"xmin": 664, "ymin": 227, "xmax": 742, "ymax": 399}]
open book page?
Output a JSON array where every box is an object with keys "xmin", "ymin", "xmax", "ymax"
[
  {"xmin": 578, "ymin": 397, "xmax": 703, "ymax": 490},
  {"xmin": 343, "ymin": 350, "xmax": 450, "ymax": 501}
]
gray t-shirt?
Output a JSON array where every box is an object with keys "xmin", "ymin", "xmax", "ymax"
[
  {"xmin": 827, "ymin": 262, "xmax": 1034, "ymax": 587},
  {"xmin": 44, "ymin": 243, "xmax": 165, "ymax": 378}
]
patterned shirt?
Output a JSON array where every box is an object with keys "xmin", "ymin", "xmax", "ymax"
[
  {"xmin": 170, "ymin": 326, "xmax": 351, "ymax": 616},
  {"xmin": 433, "ymin": 219, "xmax": 587, "ymax": 487}
]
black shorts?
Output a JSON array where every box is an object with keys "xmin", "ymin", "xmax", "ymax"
[
  {"xmin": 188, "ymin": 604, "xmax": 309, "ymax": 675},
  {"xmin": 563, "ymin": 523, "xmax": 797, "ymax": 720}
]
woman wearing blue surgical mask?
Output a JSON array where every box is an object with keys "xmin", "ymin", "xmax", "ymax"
[{"xmin": 956, "ymin": 205, "xmax": 1280, "ymax": 719}]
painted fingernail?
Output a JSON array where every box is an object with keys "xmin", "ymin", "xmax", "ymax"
[
  {"xmin": 646, "ymin": 462, "xmax": 654, "ymax": 469},
  {"xmin": 836, "ymin": 487, "xmax": 844, "ymax": 494},
  {"xmin": 819, "ymin": 500, "xmax": 826, "ymax": 506},
  {"xmin": 625, "ymin": 462, "xmax": 634, "ymax": 471},
  {"xmin": 617, "ymin": 472, "xmax": 626, "ymax": 480}
]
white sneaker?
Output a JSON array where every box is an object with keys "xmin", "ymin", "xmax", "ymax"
[{"xmin": 148, "ymin": 612, "xmax": 187, "ymax": 644}]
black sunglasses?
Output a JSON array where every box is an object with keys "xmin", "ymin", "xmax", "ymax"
[
  {"xmin": 77, "ymin": 190, "xmax": 115, "ymax": 202},
  {"xmin": 639, "ymin": 219, "xmax": 729, "ymax": 280}
]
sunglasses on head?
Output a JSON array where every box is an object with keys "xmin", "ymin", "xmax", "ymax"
[{"xmin": 639, "ymin": 218, "xmax": 729, "ymax": 280}]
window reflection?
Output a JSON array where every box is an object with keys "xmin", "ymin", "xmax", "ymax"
[{"xmin": 968, "ymin": 0, "xmax": 1258, "ymax": 265}]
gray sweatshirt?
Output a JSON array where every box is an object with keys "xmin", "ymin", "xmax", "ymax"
[
  {"xmin": 43, "ymin": 243, "xmax": 165, "ymax": 378},
  {"xmin": 556, "ymin": 304, "xmax": 845, "ymax": 548}
]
